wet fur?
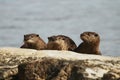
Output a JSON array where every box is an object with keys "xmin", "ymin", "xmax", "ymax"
[
  {"xmin": 74, "ymin": 32, "xmax": 101, "ymax": 55},
  {"xmin": 47, "ymin": 35, "xmax": 77, "ymax": 51},
  {"xmin": 21, "ymin": 33, "xmax": 47, "ymax": 50}
]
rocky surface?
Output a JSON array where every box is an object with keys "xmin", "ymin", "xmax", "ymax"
[
  {"xmin": 0, "ymin": 47, "xmax": 120, "ymax": 80},
  {"xmin": 18, "ymin": 58, "xmax": 120, "ymax": 80}
]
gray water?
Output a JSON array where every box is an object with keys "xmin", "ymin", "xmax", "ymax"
[{"xmin": 0, "ymin": 0, "xmax": 120, "ymax": 56}]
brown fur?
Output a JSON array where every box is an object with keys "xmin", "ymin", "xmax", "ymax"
[
  {"xmin": 47, "ymin": 35, "xmax": 77, "ymax": 51},
  {"xmin": 20, "ymin": 33, "xmax": 47, "ymax": 50},
  {"xmin": 74, "ymin": 32, "xmax": 101, "ymax": 55}
]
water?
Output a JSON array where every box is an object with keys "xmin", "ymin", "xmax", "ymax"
[{"xmin": 0, "ymin": 0, "xmax": 120, "ymax": 56}]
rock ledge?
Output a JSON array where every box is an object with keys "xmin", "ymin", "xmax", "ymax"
[{"xmin": 0, "ymin": 47, "xmax": 120, "ymax": 80}]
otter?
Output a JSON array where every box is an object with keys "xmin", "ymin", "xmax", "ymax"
[
  {"xmin": 20, "ymin": 33, "xmax": 47, "ymax": 50},
  {"xmin": 47, "ymin": 35, "xmax": 77, "ymax": 51},
  {"xmin": 74, "ymin": 32, "xmax": 101, "ymax": 55}
]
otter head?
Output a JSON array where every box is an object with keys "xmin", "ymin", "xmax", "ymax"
[
  {"xmin": 24, "ymin": 33, "xmax": 40, "ymax": 44},
  {"xmin": 80, "ymin": 32, "xmax": 100, "ymax": 44},
  {"xmin": 48, "ymin": 35, "xmax": 69, "ymax": 44},
  {"xmin": 47, "ymin": 35, "xmax": 65, "ymax": 50},
  {"xmin": 47, "ymin": 35, "xmax": 77, "ymax": 50}
]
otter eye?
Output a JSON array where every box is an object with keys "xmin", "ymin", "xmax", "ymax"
[
  {"xmin": 30, "ymin": 35, "xmax": 34, "ymax": 38},
  {"xmin": 62, "ymin": 38, "xmax": 65, "ymax": 40},
  {"xmin": 58, "ymin": 37, "xmax": 61, "ymax": 40}
]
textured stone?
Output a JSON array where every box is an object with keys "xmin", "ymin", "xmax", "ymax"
[
  {"xmin": 0, "ymin": 47, "xmax": 120, "ymax": 80},
  {"xmin": 18, "ymin": 58, "xmax": 120, "ymax": 80}
]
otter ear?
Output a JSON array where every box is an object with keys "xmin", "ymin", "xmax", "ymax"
[
  {"xmin": 24, "ymin": 35, "xmax": 26, "ymax": 38},
  {"xmin": 94, "ymin": 34, "xmax": 98, "ymax": 37},
  {"xmin": 48, "ymin": 37, "xmax": 50, "ymax": 40},
  {"xmin": 36, "ymin": 34, "xmax": 39, "ymax": 37},
  {"xmin": 48, "ymin": 37, "xmax": 54, "ymax": 41}
]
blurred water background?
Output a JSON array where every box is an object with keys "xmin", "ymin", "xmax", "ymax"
[{"xmin": 0, "ymin": 0, "xmax": 120, "ymax": 56}]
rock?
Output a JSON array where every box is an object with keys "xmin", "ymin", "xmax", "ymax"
[
  {"xmin": 0, "ymin": 47, "xmax": 120, "ymax": 80},
  {"xmin": 18, "ymin": 58, "xmax": 120, "ymax": 80},
  {"xmin": 102, "ymin": 71, "xmax": 120, "ymax": 80}
]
